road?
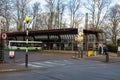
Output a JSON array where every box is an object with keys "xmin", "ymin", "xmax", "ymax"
[
  {"xmin": 4, "ymin": 51, "xmax": 73, "ymax": 63},
  {"xmin": 1, "ymin": 51, "xmax": 120, "ymax": 80}
]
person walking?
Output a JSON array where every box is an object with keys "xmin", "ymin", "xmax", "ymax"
[
  {"xmin": 103, "ymin": 44, "xmax": 108, "ymax": 55},
  {"xmin": 98, "ymin": 44, "xmax": 102, "ymax": 54}
]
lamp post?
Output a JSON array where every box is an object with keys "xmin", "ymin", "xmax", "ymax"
[{"xmin": 25, "ymin": 16, "xmax": 30, "ymax": 68}]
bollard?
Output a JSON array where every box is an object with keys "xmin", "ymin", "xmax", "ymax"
[
  {"xmin": 78, "ymin": 47, "xmax": 80, "ymax": 58},
  {"xmin": 81, "ymin": 50, "xmax": 83, "ymax": 58},
  {"xmin": 78, "ymin": 50, "xmax": 80, "ymax": 58},
  {"xmin": 106, "ymin": 53, "xmax": 109, "ymax": 62}
]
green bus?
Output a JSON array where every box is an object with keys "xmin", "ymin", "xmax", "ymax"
[{"xmin": 6, "ymin": 40, "xmax": 42, "ymax": 51}]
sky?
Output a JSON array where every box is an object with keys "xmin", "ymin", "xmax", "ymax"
[
  {"xmin": 29, "ymin": 0, "xmax": 120, "ymax": 29},
  {"xmin": 111, "ymin": 0, "xmax": 120, "ymax": 6},
  {"xmin": 31, "ymin": 0, "xmax": 120, "ymax": 6},
  {"xmin": 30, "ymin": 0, "xmax": 120, "ymax": 14}
]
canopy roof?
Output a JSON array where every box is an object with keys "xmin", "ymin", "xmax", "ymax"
[
  {"xmin": 7, "ymin": 28, "xmax": 104, "ymax": 37},
  {"xmin": 7, "ymin": 28, "xmax": 78, "ymax": 37}
]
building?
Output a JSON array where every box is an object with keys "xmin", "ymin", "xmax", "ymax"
[{"xmin": 7, "ymin": 28, "xmax": 106, "ymax": 51}]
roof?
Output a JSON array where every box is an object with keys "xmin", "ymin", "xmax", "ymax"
[
  {"xmin": 7, "ymin": 28, "xmax": 78, "ymax": 37},
  {"xmin": 83, "ymin": 29, "xmax": 103, "ymax": 34},
  {"xmin": 7, "ymin": 28, "xmax": 104, "ymax": 38}
]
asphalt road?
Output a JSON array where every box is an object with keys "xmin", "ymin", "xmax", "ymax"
[
  {"xmin": 1, "ymin": 51, "xmax": 120, "ymax": 80},
  {"xmin": 1, "ymin": 60, "xmax": 120, "ymax": 79},
  {"xmin": 4, "ymin": 51, "xmax": 73, "ymax": 63}
]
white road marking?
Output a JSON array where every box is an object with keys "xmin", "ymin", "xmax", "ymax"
[
  {"xmin": 32, "ymin": 62, "xmax": 53, "ymax": 67},
  {"xmin": 19, "ymin": 60, "xmax": 74, "ymax": 68},
  {"xmin": 28, "ymin": 64, "xmax": 43, "ymax": 68}
]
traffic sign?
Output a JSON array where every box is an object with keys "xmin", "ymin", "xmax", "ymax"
[
  {"xmin": 75, "ymin": 32, "xmax": 84, "ymax": 43},
  {"xmin": 75, "ymin": 35, "xmax": 78, "ymax": 41},
  {"xmin": 2, "ymin": 32, "xmax": 7, "ymax": 40},
  {"xmin": 9, "ymin": 51, "xmax": 14, "ymax": 59}
]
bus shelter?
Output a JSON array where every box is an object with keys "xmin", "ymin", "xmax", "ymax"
[
  {"xmin": 83, "ymin": 29, "xmax": 106, "ymax": 52},
  {"xmin": 7, "ymin": 28, "xmax": 106, "ymax": 52},
  {"xmin": 7, "ymin": 28, "xmax": 77, "ymax": 51}
]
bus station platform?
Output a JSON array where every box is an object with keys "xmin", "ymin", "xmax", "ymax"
[
  {"xmin": 85, "ymin": 52, "xmax": 120, "ymax": 63},
  {"xmin": 42, "ymin": 50, "xmax": 120, "ymax": 63}
]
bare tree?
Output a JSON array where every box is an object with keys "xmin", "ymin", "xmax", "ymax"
[
  {"xmin": 104, "ymin": 4, "xmax": 120, "ymax": 45},
  {"xmin": 45, "ymin": 0, "xmax": 56, "ymax": 29},
  {"xmin": 0, "ymin": 0, "xmax": 12, "ymax": 32},
  {"xmin": 59, "ymin": 4, "xmax": 66, "ymax": 28},
  {"xmin": 85, "ymin": 0, "xmax": 111, "ymax": 29},
  {"xmin": 0, "ymin": 0, "xmax": 5, "ymax": 16},
  {"xmin": 12, "ymin": 0, "xmax": 31, "ymax": 31},
  {"xmin": 45, "ymin": 0, "xmax": 66, "ymax": 29},
  {"xmin": 32, "ymin": 2, "xmax": 41, "ymax": 30},
  {"xmin": 68, "ymin": 0, "xmax": 81, "ymax": 28},
  {"xmin": 38, "ymin": 13, "xmax": 49, "ymax": 30},
  {"xmin": 55, "ymin": 0, "xmax": 66, "ymax": 29}
]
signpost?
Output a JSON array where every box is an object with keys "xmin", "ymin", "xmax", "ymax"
[
  {"xmin": 75, "ymin": 32, "xmax": 84, "ymax": 58},
  {"xmin": 2, "ymin": 32, "xmax": 7, "ymax": 40},
  {"xmin": 0, "ymin": 17, "xmax": 6, "ymax": 62}
]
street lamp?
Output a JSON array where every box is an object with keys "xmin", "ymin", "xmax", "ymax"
[
  {"xmin": 25, "ymin": 16, "xmax": 30, "ymax": 67},
  {"xmin": 0, "ymin": 16, "xmax": 6, "ymax": 62}
]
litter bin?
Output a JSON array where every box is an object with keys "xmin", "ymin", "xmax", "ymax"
[{"xmin": 87, "ymin": 50, "xmax": 93, "ymax": 57}]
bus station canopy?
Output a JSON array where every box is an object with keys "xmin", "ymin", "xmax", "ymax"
[
  {"xmin": 6, "ymin": 28, "xmax": 105, "ymax": 51},
  {"xmin": 7, "ymin": 28, "xmax": 78, "ymax": 37},
  {"xmin": 7, "ymin": 28, "xmax": 104, "ymax": 37}
]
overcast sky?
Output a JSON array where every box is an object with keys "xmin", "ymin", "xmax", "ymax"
[
  {"xmin": 30, "ymin": 0, "xmax": 120, "ymax": 13},
  {"xmin": 31, "ymin": 0, "xmax": 120, "ymax": 6},
  {"xmin": 29, "ymin": 0, "xmax": 120, "ymax": 29}
]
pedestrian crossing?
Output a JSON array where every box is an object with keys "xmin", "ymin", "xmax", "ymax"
[{"xmin": 19, "ymin": 60, "xmax": 75, "ymax": 68}]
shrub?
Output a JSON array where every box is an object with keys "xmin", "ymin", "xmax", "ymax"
[{"xmin": 107, "ymin": 44, "xmax": 117, "ymax": 52}]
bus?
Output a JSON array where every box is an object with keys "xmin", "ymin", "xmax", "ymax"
[{"xmin": 6, "ymin": 40, "xmax": 42, "ymax": 51}]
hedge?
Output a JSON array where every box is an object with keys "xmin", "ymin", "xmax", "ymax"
[{"xmin": 107, "ymin": 44, "xmax": 117, "ymax": 52}]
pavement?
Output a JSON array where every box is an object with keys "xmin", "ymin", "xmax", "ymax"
[
  {"xmin": 84, "ymin": 52, "xmax": 120, "ymax": 63},
  {"xmin": 0, "ymin": 62, "xmax": 32, "ymax": 73},
  {"xmin": 0, "ymin": 51, "xmax": 120, "ymax": 73}
]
